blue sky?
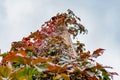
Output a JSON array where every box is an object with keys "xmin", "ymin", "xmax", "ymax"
[{"xmin": 0, "ymin": 0, "xmax": 120, "ymax": 79}]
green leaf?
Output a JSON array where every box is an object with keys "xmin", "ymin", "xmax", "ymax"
[
  {"xmin": 10, "ymin": 67, "xmax": 41, "ymax": 80},
  {"xmin": 0, "ymin": 52, "xmax": 8, "ymax": 58},
  {"xmin": 102, "ymin": 70, "xmax": 110, "ymax": 80},
  {"xmin": 0, "ymin": 65, "xmax": 11, "ymax": 78}
]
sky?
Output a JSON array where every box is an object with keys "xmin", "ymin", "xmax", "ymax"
[{"xmin": 0, "ymin": 0, "xmax": 120, "ymax": 79}]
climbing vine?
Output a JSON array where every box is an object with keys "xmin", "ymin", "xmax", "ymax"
[{"xmin": 0, "ymin": 9, "xmax": 118, "ymax": 80}]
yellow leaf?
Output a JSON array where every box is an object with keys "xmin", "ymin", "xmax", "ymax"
[{"xmin": 61, "ymin": 73, "xmax": 70, "ymax": 80}]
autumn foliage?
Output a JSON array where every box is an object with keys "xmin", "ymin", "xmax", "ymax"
[{"xmin": 0, "ymin": 9, "xmax": 118, "ymax": 80}]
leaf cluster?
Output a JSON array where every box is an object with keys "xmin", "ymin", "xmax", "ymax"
[{"xmin": 0, "ymin": 10, "xmax": 118, "ymax": 80}]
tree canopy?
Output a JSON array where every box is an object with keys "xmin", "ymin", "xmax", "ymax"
[{"xmin": 0, "ymin": 9, "xmax": 118, "ymax": 80}]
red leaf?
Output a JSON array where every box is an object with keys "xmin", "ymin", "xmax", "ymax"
[
  {"xmin": 108, "ymin": 72, "xmax": 119, "ymax": 76},
  {"xmin": 22, "ymin": 37, "xmax": 30, "ymax": 41},
  {"xmin": 103, "ymin": 66, "xmax": 113, "ymax": 69},
  {"xmin": 92, "ymin": 48, "xmax": 105, "ymax": 58}
]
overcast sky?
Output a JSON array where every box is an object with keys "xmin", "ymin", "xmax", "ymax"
[{"xmin": 0, "ymin": 0, "xmax": 120, "ymax": 79}]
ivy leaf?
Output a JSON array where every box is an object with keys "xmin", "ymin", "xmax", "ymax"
[
  {"xmin": 3, "ymin": 55, "xmax": 24, "ymax": 64},
  {"xmin": 0, "ymin": 65, "xmax": 11, "ymax": 78},
  {"xmin": 0, "ymin": 77, "xmax": 2, "ymax": 80},
  {"xmin": 32, "ymin": 57, "xmax": 51, "ymax": 65},
  {"xmin": 108, "ymin": 72, "xmax": 119, "ymax": 76},
  {"xmin": 47, "ymin": 65, "xmax": 60, "ymax": 73},
  {"xmin": 0, "ymin": 52, "xmax": 8, "ymax": 58},
  {"xmin": 102, "ymin": 70, "xmax": 110, "ymax": 80},
  {"xmin": 10, "ymin": 67, "xmax": 40, "ymax": 80},
  {"xmin": 47, "ymin": 65, "xmax": 67, "ymax": 73},
  {"xmin": 3, "ymin": 54, "xmax": 31, "ymax": 65},
  {"xmin": 23, "ymin": 57, "xmax": 32, "ymax": 65},
  {"xmin": 92, "ymin": 48, "xmax": 105, "ymax": 58},
  {"xmin": 61, "ymin": 73, "xmax": 70, "ymax": 80},
  {"xmin": 22, "ymin": 37, "xmax": 30, "ymax": 41},
  {"xmin": 18, "ymin": 50, "xmax": 27, "ymax": 57}
]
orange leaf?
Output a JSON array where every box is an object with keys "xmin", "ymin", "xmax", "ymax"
[
  {"xmin": 23, "ymin": 57, "xmax": 32, "ymax": 64},
  {"xmin": 32, "ymin": 57, "xmax": 51, "ymax": 65},
  {"xmin": 47, "ymin": 65, "xmax": 61, "ymax": 73},
  {"xmin": 3, "ymin": 55, "xmax": 24, "ymax": 63},
  {"xmin": 3, "ymin": 52, "xmax": 16, "ymax": 61},
  {"xmin": 92, "ymin": 76, "xmax": 99, "ymax": 80},
  {"xmin": 47, "ymin": 65, "xmax": 67, "ymax": 73},
  {"xmin": 19, "ymin": 50, "xmax": 27, "ymax": 57}
]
